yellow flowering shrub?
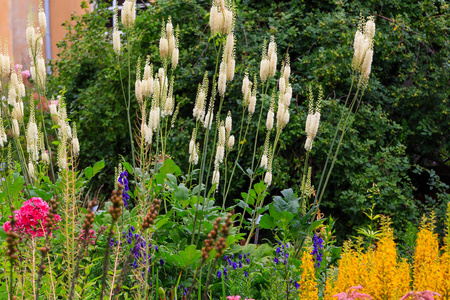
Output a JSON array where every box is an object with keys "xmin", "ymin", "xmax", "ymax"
[
  {"xmin": 298, "ymin": 251, "xmax": 318, "ymax": 300},
  {"xmin": 323, "ymin": 212, "xmax": 450, "ymax": 299},
  {"xmin": 413, "ymin": 215, "xmax": 441, "ymax": 292},
  {"xmin": 438, "ymin": 252, "xmax": 450, "ymax": 299},
  {"xmin": 325, "ymin": 217, "xmax": 411, "ymax": 299},
  {"xmin": 437, "ymin": 203, "xmax": 450, "ymax": 299}
]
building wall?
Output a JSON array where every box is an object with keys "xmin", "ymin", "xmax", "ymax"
[
  {"xmin": 49, "ymin": 0, "xmax": 90, "ymax": 61},
  {"xmin": 0, "ymin": 0, "xmax": 90, "ymax": 69},
  {"xmin": 0, "ymin": 0, "xmax": 12, "ymax": 54}
]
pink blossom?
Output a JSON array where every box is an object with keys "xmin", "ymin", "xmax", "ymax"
[
  {"xmin": 400, "ymin": 291, "xmax": 442, "ymax": 300},
  {"xmin": 21, "ymin": 69, "xmax": 31, "ymax": 78},
  {"xmin": 226, "ymin": 296, "xmax": 241, "ymax": 300},
  {"xmin": 2, "ymin": 197, "xmax": 61, "ymax": 238},
  {"xmin": 333, "ymin": 285, "xmax": 372, "ymax": 300},
  {"xmin": 14, "ymin": 64, "xmax": 31, "ymax": 79}
]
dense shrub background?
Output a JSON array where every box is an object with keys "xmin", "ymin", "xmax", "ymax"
[{"xmin": 48, "ymin": 0, "xmax": 450, "ymax": 241}]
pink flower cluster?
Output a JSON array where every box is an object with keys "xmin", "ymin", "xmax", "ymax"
[
  {"xmin": 333, "ymin": 285, "xmax": 372, "ymax": 300},
  {"xmin": 226, "ymin": 296, "xmax": 254, "ymax": 300},
  {"xmin": 2, "ymin": 197, "xmax": 61, "ymax": 238},
  {"xmin": 400, "ymin": 291, "xmax": 442, "ymax": 300},
  {"xmin": 78, "ymin": 229, "xmax": 97, "ymax": 245}
]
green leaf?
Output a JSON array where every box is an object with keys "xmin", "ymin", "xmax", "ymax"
[
  {"xmin": 93, "ymin": 160, "xmax": 105, "ymax": 176},
  {"xmin": 172, "ymin": 245, "xmax": 201, "ymax": 268},
  {"xmin": 254, "ymin": 181, "xmax": 266, "ymax": 195},
  {"xmin": 122, "ymin": 161, "xmax": 134, "ymax": 175},
  {"xmin": 166, "ymin": 174, "xmax": 178, "ymax": 187},
  {"xmin": 174, "ymin": 184, "xmax": 189, "ymax": 202},
  {"xmin": 259, "ymin": 214, "xmax": 275, "ymax": 230},
  {"xmin": 84, "ymin": 167, "xmax": 93, "ymax": 180},
  {"xmin": 159, "ymin": 159, "xmax": 181, "ymax": 177}
]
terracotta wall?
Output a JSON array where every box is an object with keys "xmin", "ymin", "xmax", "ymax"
[
  {"xmin": 49, "ymin": 0, "xmax": 90, "ymax": 61},
  {"xmin": 0, "ymin": 0, "xmax": 12, "ymax": 54},
  {"xmin": 0, "ymin": 0, "xmax": 90, "ymax": 69}
]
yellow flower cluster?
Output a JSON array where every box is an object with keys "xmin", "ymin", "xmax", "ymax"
[
  {"xmin": 298, "ymin": 251, "xmax": 318, "ymax": 300},
  {"xmin": 413, "ymin": 215, "xmax": 441, "ymax": 292},
  {"xmin": 413, "ymin": 210, "xmax": 450, "ymax": 299},
  {"xmin": 324, "ymin": 211, "xmax": 450, "ymax": 300},
  {"xmin": 325, "ymin": 217, "xmax": 410, "ymax": 299}
]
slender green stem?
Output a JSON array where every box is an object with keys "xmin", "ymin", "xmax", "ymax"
[
  {"xmin": 300, "ymin": 151, "xmax": 310, "ymax": 213},
  {"xmin": 238, "ymin": 81, "xmax": 270, "ymax": 229},
  {"xmin": 314, "ymin": 76, "xmax": 355, "ymax": 204},
  {"xmin": 316, "ymin": 88, "xmax": 360, "ymax": 208},
  {"xmin": 191, "ymin": 38, "xmax": 223, "ymax": 245},
  {"xmin": 196, "ymin": 94, "xmax": 226, "ymax": 242},
  {"xmin": 222, "ymin": 105, "xmax": 248, "ymax": 205},
  {"xmin": 126, "ymin": 29, "xmax": 136, "ymax": 168}
]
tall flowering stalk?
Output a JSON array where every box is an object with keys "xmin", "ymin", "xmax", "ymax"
[
  {"xmin": 311, "ymin": 234, "xmax": 324, "ymax": 268},
  {"xmin": 297, "ymin": 16, "xmax": 376, "ymax": 253}
]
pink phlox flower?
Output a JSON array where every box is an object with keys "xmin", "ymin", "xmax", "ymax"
[
  {"xmin": 14, "ymin": 64, "xmax": 31, "ymax": 79},
  {"xmin": 2, "ymin": 198, "xmax": 61, "ymax": 238},
  {"xmin": 333, "ymin": 285, "xmax": 372, "ymax": 300},
  {"xmin": 400, "ymin": 291, "xmax": 442, "ymax": 300},
  {"xmin": 226, "ymin": 296, "xmax": 241, "ymax": 300},
  {"xmin": 22, "ymin": 69, "xmax": 31, "ymax": 78}
]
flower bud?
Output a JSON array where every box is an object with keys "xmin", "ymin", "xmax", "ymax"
[
  {"xmin": 260, "ymin": 154, "xmax": 268, "ymax": 169},
  {"xmin": 266, "ymin": 109, "xmax": 274, "ymax": 131},
  {"xmin": 39, "ymin": 11, "xmax": 47, "ymax": 34},
  {"xmin": 361, "ymin": 49, "xmax": 373, "ymax": 79},
  {"xmin": 264, "ymin": 171, "xmax": 272, "ymax": 186},
  {"xmin": 12, "ymin": 119, "xmax": 20, "ymax": 138},
  {"xmin": 218, "ymin": 61, "xmax": 227, "ymax": 97},
  {"xmin": 42, "ymin": 151, "xmax": 49, "ymax": 164},
  {"xmin": 113, "ymin": 30, "xmax": 121, "ymax": 55},
  {"xmin": 248, "ymin": 95, "xmax": 256, "ymax": 115},
  {"xmin": 28, "ymin": 160, "xmax": 35, "ymax": 178},
  {"xmin": 171, "ymin": 48, "xmax": 179, "ymax": 69},
  {"xmin": 227, "ymin": 135, "xmax": 235, "ymax": 150},
  {"xmin": 225, "ymin": 113, "xmax": 232, "ymax": 133},
  {"xmin": 279, "ymin": 77, "xmax": 286, "ymax": 94},
  {"xmin": 72, "ymin": 137, "xmax": 80, "ymax": 157},
  {"xmin": 227, "ymin": 58, "xmax": 235, "ymax": 81},
  {"xmin": 260, "ymin": 58, "xmax": 269, "ymax": 82},
  {"xmin": 168, "ymin": 34, "xmax": 175, "ymax": 55},
  {"xmin": 159, "ymin": 37, "xmax": 169, "ymax": 58},
  {"xmin": 223, "ymin": 9, "xmax": 233, "ymax": 33}
]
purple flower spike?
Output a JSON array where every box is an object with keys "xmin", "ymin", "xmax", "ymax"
[
  {"xmin": 159, "ymin": 259, "xmax": 164, "ymax": 266},
  {"xmin": 217, "ymin": 271, "xmax": 222, "ymax": 278},
  {"xmin": 118, "ymin": 171, "xmax": 130, "ymax": 209}
]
